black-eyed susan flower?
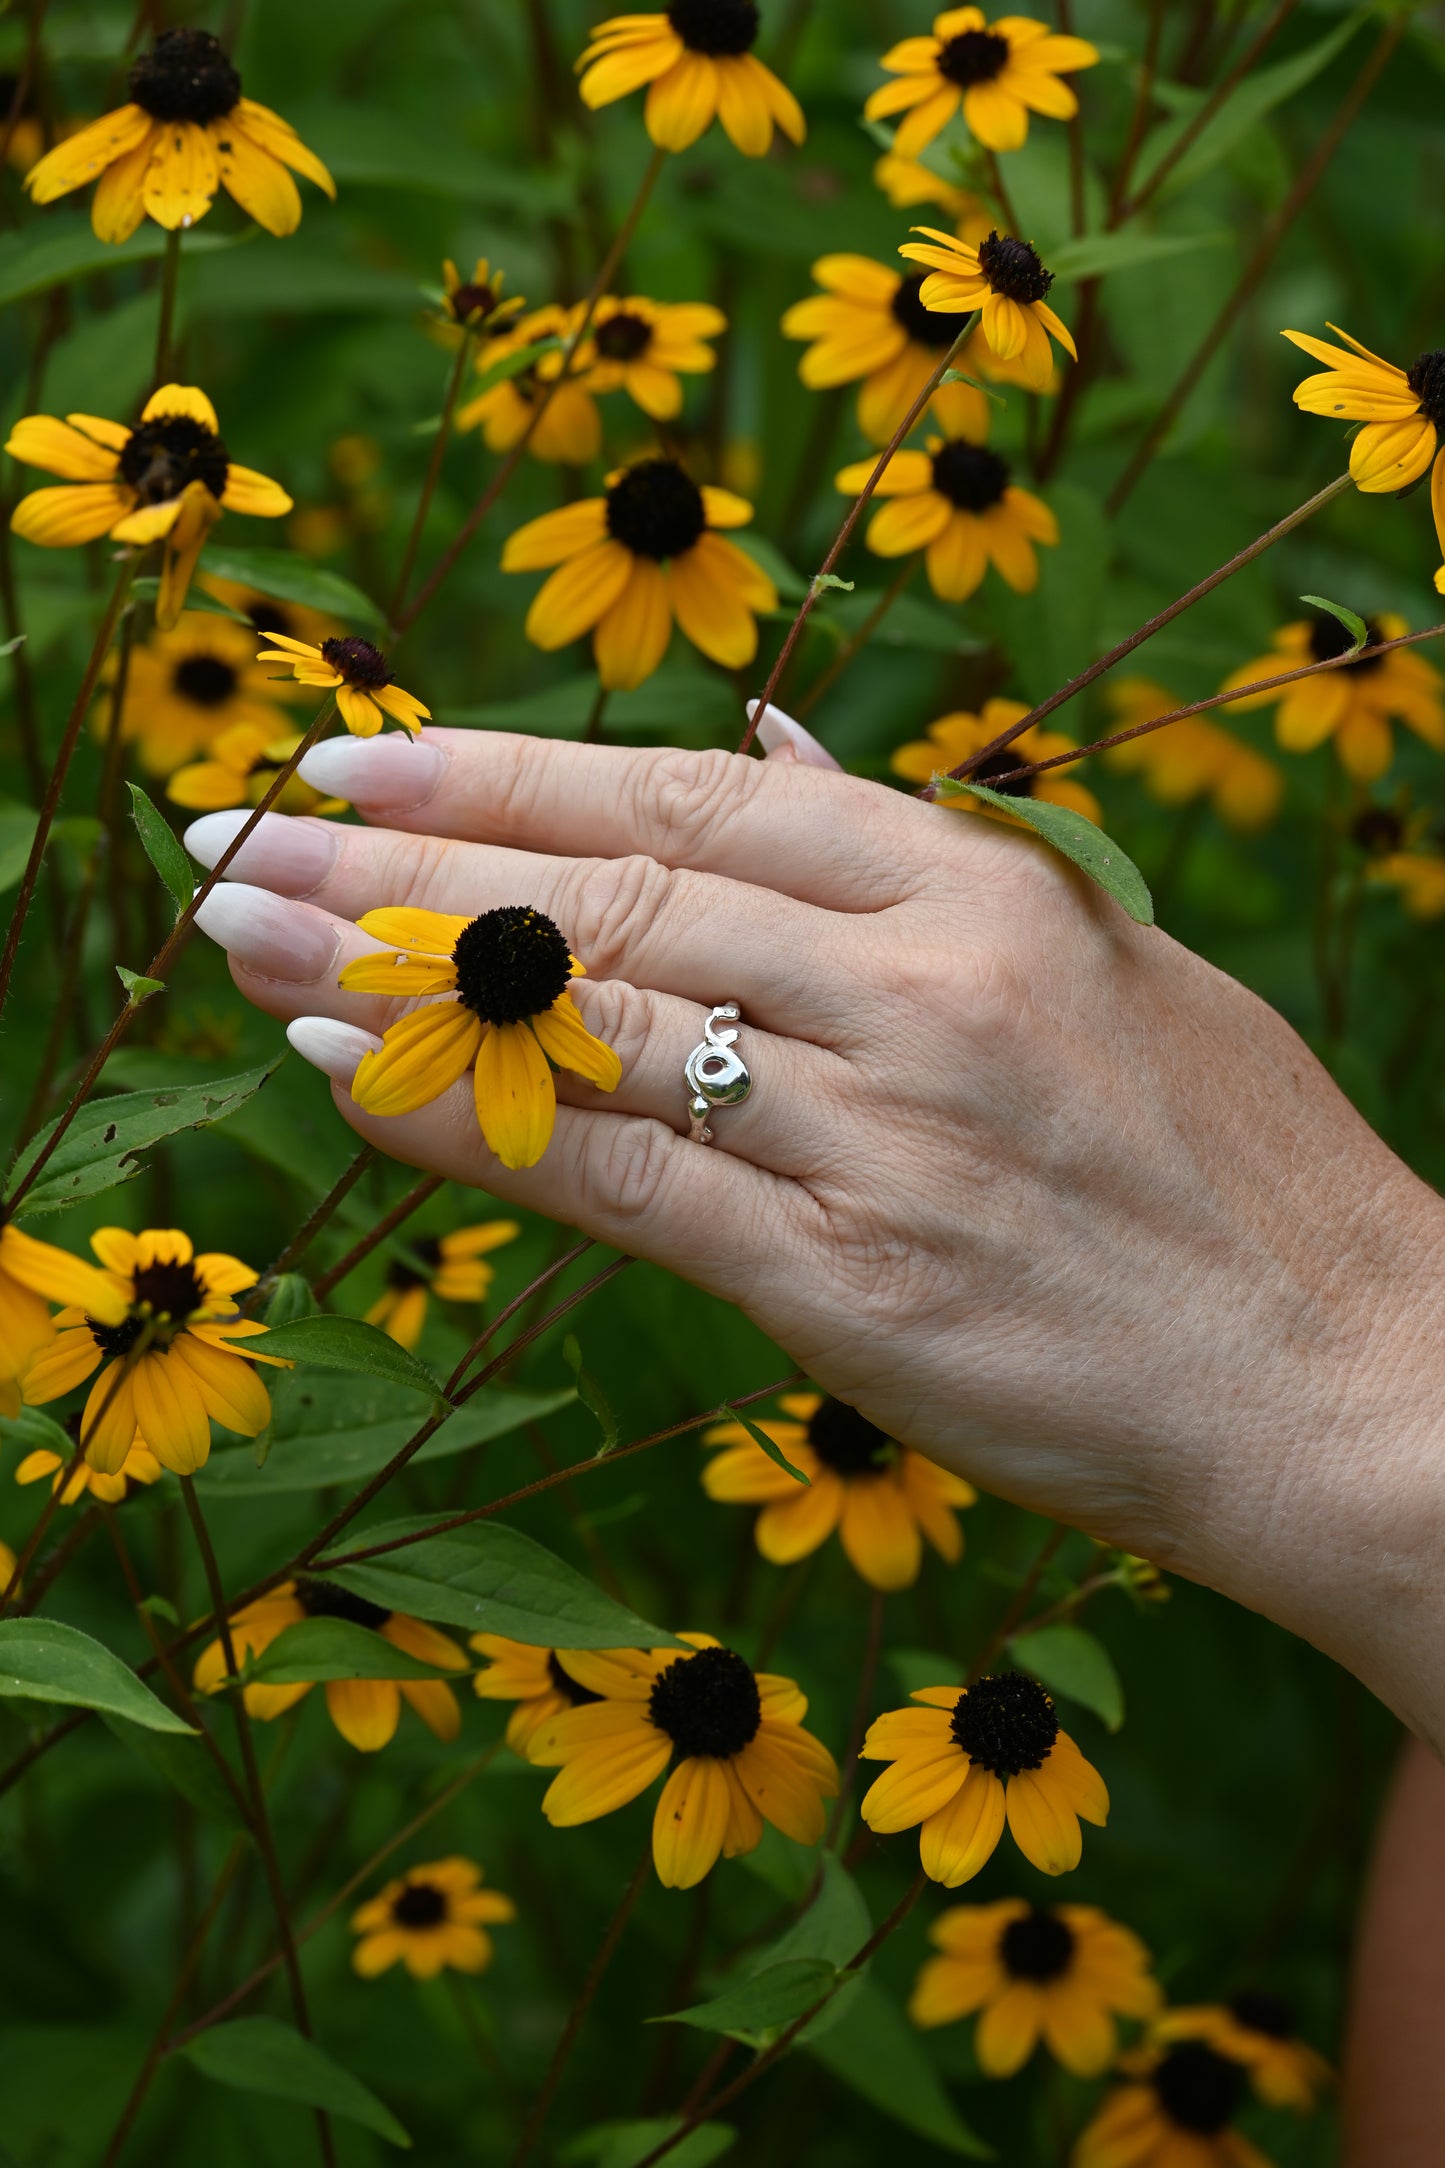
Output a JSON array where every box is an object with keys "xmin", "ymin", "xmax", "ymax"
[
  {"xmin": 194, "ymin": 1577, "xmax": 468, "ymax": 1751},
  {"xmin": 702, "ymin": 1391, "xmax": 975, "ymax": 1592},
  {"xmin": 256, "ymin": 633, "xmax": 429, "ymax": 739},
  {"xmin": 866, "ymin": 9, "xmax": 1097, "ymax": 157},
  {"xmin": 1284, "ymin": 325, "xmax": 1445, "ymax": 564},
  {"xmin": 835, "ymin": 436, "xmax": 1056, "ymax": 601},
  {"xmin": 782, "ymin": 255, "xmax": 989, "ymax": 446},
  {"xmin": 1152, "ymin": 1998, "xmax": 1331, "ymax": 2113},
  {"xmin": 588, "ymin": 296, "xmax": 726, "ymax": 421},
  {"xmin": 1221, "ymin": 611, "xmax": 1445, "ymax": 784},
  {"xmin": 22, "ymin": 1228, "xmax": 283, "ymax": 1476},
  {"xmin": 438, "ymin": 256, "xmax": 526, "ymax": 336},
  {"xmin": 102, "ymin": 610, "xmax": 298, "ymax": 779},
  {"xmin": 16, "ymin": 1427, "xmax": 163, "ymax": 1507},
  {"xmin": 911, "ymin": 1899, "xmax": 1160, "ymax": 2076},
  {"xmin": 167, "ymin": 722, "xmax": 346, "ymax": 816},
  {"xmin": 0, "ymin": 1215, "xmax": 128, "ymax": 1420},
  {"xmin": 470, "ymin": 1634, "xmax": 601, "ymax": 1754},
  {"xmin": 1370, "ymin": 843, "xmax": 1445, "ymax": 919},
  {"xmin": 7, "ymin": 386, "xmax": 290, "ymax": 628},
  {"xmin": 892, "ymin": 702, "xmax": 1101, "ymax": 825},
  {"xmin": 901, "ymin": 227, "xmax": 1075, "ymax": 393},
  {"xmin": 352, "ymin": 1857, "xmax": 515, "ymax": 1980},
  {"xmin": 502, "ymin": 457, "xmax": 777, "ymax": 689},
  {"xmin": 364, "ymin": 1221, "xmax": 520, "ymax": 1350},
  {"xmin": 874, "ymin": 151, "xmax": 995, "ymax": 247},
  {"xmin": 337, "ymin": 905, "xmax": 622, "ymax": 1171},
  {"xmin": 528, "ymin": 1634, "xmax": 839, "ymax": 1889},
  {"xmin": 1103, "ymin": 678, "xmax": 1283, "ymax": 833},
  {"xmin": 22, "ymin": 27, "xmax": 333, "ymax": 240},
  {"xmin": 1074, "ymin": 2039, "xmax": 1273, "ymax": 2168},
  {"xmin": 861, "ymin": 1672, "xmax": 1108, "ymax": 1885},
  {"xmin": 577, "ymin": 4, "xmax": 805, "ymax": 157},
  {"xmin": 455, "ymin": 305, "xmax": 601, "ymax": 465}
]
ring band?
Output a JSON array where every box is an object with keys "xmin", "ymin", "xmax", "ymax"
[{"xmin": 685, "ymin": 1003, "xmax": 752, "ymax": 1144}]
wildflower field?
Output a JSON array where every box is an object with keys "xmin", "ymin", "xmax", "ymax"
[{"xmin": 0, "ymin": 0, "xmax": 1436, "ymax": 2161}]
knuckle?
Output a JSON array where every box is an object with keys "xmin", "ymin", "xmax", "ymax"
[
  {"xmin": 641, "ymin": 747, "xmax": 758, "ymax": 858},
  {"xmin": 568, "ymin": 854, "xmax": 674, "ymax": 976},
  {"xmin": 572, "ymin": 977, "xmax": 659, "ymax": 1083},
  {"xmin": 589, "ymin": 1115, "xmax": 681, "ymax": 1225},
  {"xmin": 395, "ymin": 835, "xmax": 466, "ymax": 917}
]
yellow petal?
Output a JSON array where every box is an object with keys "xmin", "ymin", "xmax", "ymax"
[
  {"xmin": 473, "ymin": 1022, "xmax": 556, "ymax": 1170},
  {"xmin": 351, "ymin": 1003, "xmax": 482, "ymax": 1117},
  {"xmin": 530, "ymin": 991, "xmax": 622, "ymax": 1090}
]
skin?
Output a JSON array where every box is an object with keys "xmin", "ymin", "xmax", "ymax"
[{"xmin": 185, "ymin": 722, "xmax": 1445, "ymax": 1756}]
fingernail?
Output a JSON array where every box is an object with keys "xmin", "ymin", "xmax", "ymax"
[
  {"xmin": 183, "ymin": 810, "xmax": 341, "ymax": 896},
  {"xmin": 747, "ymin": 701, "xmax": 843, "ymax": 771},
  {"xmin": 298, "ymin": 732, "xmax": 446, "ymax": 808},
  {"xmin": 192, "ymin": 883, "xmax": 341, "ymax": 983},
  {"xmin": 286, "ymin": 1016, "xmax": 381, "ymax": 1084}
]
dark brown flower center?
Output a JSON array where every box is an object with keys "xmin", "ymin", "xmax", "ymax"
[
  {"xmin": 132, "ymin": 1258, "xmax": 205, "ymax": 1320},
  {"xmin": 1407, "ymin": 349, "xmax": 1445, "ymax": 433},
  {"xmin": 451, "ymin": 905, "xmax": 573, "ymax": 1027},
  {"xmin": 890, "ymin": 270, "xmax": 960, "ymax": 351},
  {"xmin": 595, "ymin": 312, "xmax": 655, "ymax": 362},
  {"xmin": 1000, "ymin": 1908, "xmax": 1075, "ymax": 1983},
  {"xmin": 968, "ymin": 747, "xmax": 1036, "ymax": 798},
  {"xmin": 606, "ymin": 458, "xmax": 707, "ymax": 561},
  {"xmin": 386, "ymin": 1237, "xmax": 442, "ymax": 1291},
  {"xmin": 805, "ymin": 1398, "xmax": 896, "ymax": 1475},
  {"xmin": 247, "ymin": 600, "xmax": 296, "ymax": 638},
  {"xmin": 89, "ymin": 1314, "xmax": 146, "ymax": 1359},
  {"xmin": 667, "ymin": 0, "xmax": 760, "ymax": 56},
  {"xmin": 129, "ymin": 28, "xmax": 241, "ymax": 124},
  {"xmin": 931, "ymin": 440, "xmax": 1009, "ymax": 512},
  {"xmin": 1154, "ymin": 2042, "xmax": 1246, "ymax": 2136},
  {"xmin": 978, "ymin": 231, "xmax": 1054, "ymax": 306},
  {"xmin": 1229, "ymin": 1990, "xmax": 1294, "ymax": 2039},
  {"xmin": 548, "ymin": 1653, "xmax": 603, "ymax": 1707},
  {"xmin": 950, "ymin": 1672, "xmax": 1058, "ymax": 1776},
  {"xmin": 119, "ymin": 415, "xmax": 229, "ymax": 506},
  {"xmin": 391, "ymin": 1881, "xmax": 448, "ymax": 1929},
  {"xmin": 174, "ymin": 653, "xmax": 239, "ymax": 707},
  {"xmin": 320, "ymin": 636, "xmax": 391, "ymax": 688},
  {"xmin": 1350, "ymin": 806, "xmax": 1404, "ymax": 855},
  {"xmin": 1306, "ymin": 609, "xmax": 1384, "ymax": 675},
  {"xmin": 649, "ymin": 1644, "xmax": 762, "ymax": 1758},
  {"xmin": 937, "ymin": 28, "xmax": 1010, "ymax": 87},
  {"xmin": 295, "ymin": 1577, "xmax": 391, "ymax": 1631},
  {"xmin": 449, "ymin": 283, "xmax": 499, "ymax": 325}
]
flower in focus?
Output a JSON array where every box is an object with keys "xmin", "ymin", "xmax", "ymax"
[
  {"xmin": 337, "ymin": 905, "xmax": 621, "ymax": 1171},
  {"xmin": 455, "ymin": 305, "xmax": 602, "ymax": 464},
  {"xmin": 194, "ymin": 1578, "xmax": 468, "ymax": 1751},
  {"xmin": 588, "ymin": 296, "xmax": 726, "ymax": 420},
  {"xmin": 1221, "ymin": 611, "xmax": 1445, "ymax": 783},
  {"xmin": 1074, "ymin": 2038, "xmax": 1273, "ymax": 2168},
  {"xmin": 861, "ymin": 1671, "xmax": 1108, "ymax": 1884},
  {"xmin": 901, "ymin": 227, "xmax": 1075, "ymax": 392},
  {"xmin": 256, "ymin": 633, "xmax": 429, "ymax": 739},
  {"xmin": 910, "ymin": 1900, "xmax": 1160, "ymax": 2076},
  {"xmin": 22, "ymin": 1228, "xmax": 283, "ymax": 1475},
  {"xmin": 528, "ymin": 1634, "xmax": 839, "ymax": 1889},
  {"xmin": 502, "ymin": 457, "xmax": 777, "ymax": 689},
  {"xmin": 6, "ymin": 386, "xmax": 290, "ymax": 628},
  {"xmin": 471, "ymin": 1634, "xmax": 601, "ymax": 1754},
  {"xmin": 0, "ymin": 1216, "xmax": 129, "ymax": 1420},
  {"xmin": 702, "ymin": 1391, "xmax": 975, "ymax": 1591},
  {"xmin": 1284, "ymin": 325, "xmax": 1445, "ymax": 572},
  {"xmin": 1152, "ymin": 1997, "xmax": 1331, "ymax": 2112},
  {"xmin": 352, "ymin": 1858, "xmax": 515, "ymax": 1980},
  {"xmin": 577, "ymin": 5, "xmax": 805, "ymax": 158},
  {"xmin": 365, "ymin": 1221, "xmax": 521, "ymax": 1350},
  {"xmin": 16, "ymin": 1427, "xmax": 163, "ymax": 1506},
  {"xmin": 893, "ymin": 702, "xmax": 1101, "ymax": 825},
  {"xmin": 866, "ymin": 9, "xmax": 1097, "ymax": 156},
  {"xmin": 874, "ymin": 152, "xmax": 995, "ymax": 247},
  {"xmin": 782, "ymin": 255, "xmax": 989, "ymax": 445},
  {"xmin": 836, "ymin": 436, "xmax": 1056, "ymax": 601},
  {"xmin": 439, "ymin": 256, "xmax": 525, "ymax": 335},
  {"xmin": 22, "ymin": 27, "xmax": 333, "ymax": 240},
  {"xmin": 1102, "ymin": 678, "xmax": 1283, "ymax": 833},
  {"xmin": 167, "ymin": 724, "xmax": 346, "ymax": 816},
  {"xmin": 101, "ymin": 610, "xmax": 299, "ymax": 779}
]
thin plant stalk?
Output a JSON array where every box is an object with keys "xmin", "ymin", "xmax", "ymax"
[
  {"xmin": 387, "ymin": 325, "xmax": 477, "ymax": 624},
  {"xmin": 152, "ymin": 227, "xmax": 182, "ymax": 387},
  {"xmin": 826, "ymin": 1586, "xmax": 885, "ymax": 1846},
  {"xmin": 968, "ymin": 1525, "xmax": 1068, "ymax": 1682},
  {"xmin": 260, "ymin": 1143, "xmax": 380, "ymax": 1287},
  {"xmin": 796, "ymin": 556, "xmax": 920, "ymax": 719},
  {"xmin": 1119, "ymin": 0, "xmax": 1301, "ymax": 220},
  {"xmin": 312, "ymin": 1169, "xmax": 443, "ymax": 1300},
  {"xmin": 0, "ymin": 1339, "xmax": 151, "ymax": 1606}
]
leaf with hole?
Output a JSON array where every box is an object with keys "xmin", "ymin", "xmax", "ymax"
[
  {"xmin": 0, "ymin": 1620, "xmax": 194, "ymax": 1733},
  {"xmin": 934, "ymin": 780, "xmax": 1155, "ymax": 925},
  {"xmin": 180, "ymin": 2017, "xmax": 410, "ymax": 2146}
]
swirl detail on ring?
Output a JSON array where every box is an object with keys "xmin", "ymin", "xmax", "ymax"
[{"xmin": 685, "ymin": 1003, "xmax": 752, "ymax": 1144}]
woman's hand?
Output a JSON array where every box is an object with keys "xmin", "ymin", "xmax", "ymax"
[{"xmin": 185, "ymin": 722, "xmax": 1445, "ymax": 1746}]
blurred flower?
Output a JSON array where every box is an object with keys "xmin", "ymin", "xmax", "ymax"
[
  {"xmin": 0, "ymin": 72, "xmax": 75, "ymax": 173},
  {"xmin": 101, "ymin": 610, "xmax": 296, "ymax": 778},
  {"xmin": 577, "ymin": 5, "xmax": 805, "ymax": 158},
  {"xmin": 352, "ymin": 1858, "xmax": 515, "ymax": 1979},
  {"xmin": 194, "ymin": 1577, "xmax": 468, "ymax": 1751},
  {"xmin": 338, "ymin": 905, "xmax": 620, "ymax": 1171},
  {"xmin": 866, "ymin": 10, "xmax": 1097, "ymax": 157},
  {"xmin": 455, "ymin": 305, "xmax": 601, "ymax": 464},
  {"xmin": 0, "ymin": 1540, "xmax": 15, "ymax": 1592},
  {"xmin": 365, "ymin": 1222, "xmax": 521, "ymax": 1349},
  {"xmin": 256, "ymin": 633, "xmax": 429, "ymax": 738},
  {"xmin": 0, "ymin": 1219, "xmax": 128, "ymax": 1425},
  {"xmin": 1110, "ymin": 1550, "xmax": 1170, "ymax": 1605},
  {"xmin": 528, "ymin": 1634, "xmax": 839, "ymax": 1889},
  {"xmin": 836, "ymin": 436, "xmax": 1056, "ymax": 600},
  {"xmin": 1284, "ymin": 325, "xmax": 1445, "ymax": 574},
  {"xmin": 1153, "ymin": 1997, "xmax": 1331, "ymax": 2112},
  {"xmin": 1370, "ymin": 847, "xmax": 1445, "ymax": 919},
  {"xmin": 167, "ymin": 723, "xmax": 347, "ymax": 816},
  {"xmin": 1074, "ymin": 2038, "xmax": 1273, "ymax": 2168},
  {"xmin": 874, "ymin": 152, "xmax": 995, "ymax": 246},
  {"xmin": 502, "ymin": 456, "xmax": 777, "ymax": 688},
  {"xmin": 782, "ymin": 255, "xmax": 989, "ymax": 445},
  {"xmin": 287, "ymin": 506, "xmax": 348, "ymax": 558},
  {"xmin": 6, "ymin": 385, "xmax": 290, "ymax": 628},
  {"xmin": 1103, "ymin": 679, "xmax": 1283, "ymax": 832},
  {"xmin": 702, "ymin": 1390, "xmax": 975, "ymax": 1591},
  {"xmin": 199, "ymin": 576, "xmax": 341, "ymax": 652},
  {"xmin": 329, "ymin": 434, "xmax": 383, "ymax": 490},
  {"xmin": 471, "ymin": 1633, "xmax": 600, "ymax": 1754},
  {"xmin": 589, "ymin": 296, "xmax": 726, "ymax": 420},
  {"xmin": 902, "ymin": 227, "xmax": 1075, "ymax": 392},
  {"xmin": 1221, "ymin": 611, "xmax": 1445, "ymax": 783},
  {"xmin": 910, "ymin": 1899, "xmax": 1160, "ymax": 2075},
  {"xmin": 439, "ymin": 255, "xmax": 525, "ymax": 334},
  {"xmin": 893, "ymin": 702, "xmax": 1101, "ymax": 825},
  {"xmin": 16, "ymin": 1429, "xmax": 163, "ymax": 1506},
  {"xmin": 861, "ymin": 1672, "xmax": 1108, "ymax": 1884},
  {"xmin": 22, "ymin": 1228, "xmax": 282, "ymax": 1476},
  {"xmin": 22, "ymin": 27, "xmax": 333, "ymax": 240}
]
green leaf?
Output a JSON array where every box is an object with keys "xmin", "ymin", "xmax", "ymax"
[
  {"xmin": 101, "ymin": 1714, "xmax": 246, "ymax": 1828},
  {"xmin": 280, "ymin": 100, "xmax": 570, "ymax": 213},
  {"xmin": 0, "ymin": 1407, "xmax": 75, "ymax": 1459},
  {"xmin": 196, "ymin": 544, "xmax": 385, "ymax": 634},
  {"xmin": 321, "ymin": 1518, "xmax": 684, "ymax": 1649},
  {"xmin": 718, "ymin": 1403, "xmax": 809, "ymax": 1487},
  {"xmin": 1010, "ymin": 1622, "xmax": 1125, "ymax": 1732},
  {"xmin": 731, "ymin": 533, "xmax": 809, "ymax": 603},
  {"xmin": 248, "ymin": 1315, "xmax": 449, "ymax": 1403},
  {"xmin": 0, "ymin": 1620, "xmax": 194, "ymax": 1735},
  {"xmin": 263, "ymin": 1273, "xmax": 320, "ymax": 1327},
  {"xmin": 467, "ymin": 336, "xmax": 562, "ymax": 401},
  {"xmin": 806, "ymin": 1984, "xmax": 992, "ymax": 2157},
  {"xmin": 0, "ymin": 213, "xmax": 246, "ymax": 309},
  {"xmin": 659, "ymin": 1959, "xmax": 839, "ymax": 2045},
  {"xmin": 193, "ymin": 1387, "xmax": 573, "ymax": 1496},
  {"xmin": 0, "ymin": 633, "xmax": 25, "ymax": 659},
  {"xmin": 745, "ymin": 1854, "xmax": 869, "ymax": 2043},
  {"xmin": 180, "ymin": 2017, "xmax": 410, "ymax": 2147},
  {"xmin": 0, "ymin": 801, "xmax": 39, "ymax": 894},
  {"xmin": 127, "ymin": 783, "xmax": 196, "ymax": 918},
  {"xmin": 563, "ymin": 1335, "xmax": 620, "ymax": 1457},
  {"xmin": 1046, "ymin": 229, "xmax": 1226, "ymax": 283},
  {"xmin": 116, "ymin": 967, "xmax": 165, "ymax": 1004},
  {"xmin": 828, "ymin": 590, "xmax": 988, "ymax": 658},
  {"xmin": 129, "ymin": 576, "xmax": 254, "ymax": 625},
  {"xmin": 7, "ymin": 1061, "xmax": 281, "ymax": 1219},
  {"xmin": 811, "ymin": 572, "xmax": 855, "ymax": 597},
  {"xmin": 240, "ymin": 1617, "xmax": 467, "ymax": 1687},
  {"xmin": 1301, "ymin": 593, "xmax": 1367, "ymax": 651},
  {"xmin": 561, "ymin": 2122, "xmax": 735, "ymax": 2168},
  {"xmin": 934, "ymin": 781, "xmax": 1155, "ymax": 926},
  {"xmin": 886, "ymin": 1647, "xmax": 959, "ymax": 1699}
]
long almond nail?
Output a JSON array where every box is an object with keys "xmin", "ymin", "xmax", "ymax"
[
  {"xmin": 286, "ymin": 1016, "xmax": 381, "ymax": 1084},
  {"xmin": 192, "ymin": 884, "xmax": 341, "ymax": 983},
  {"xmin": 298, "ymin": 732, "xmax": 446, "ymax": 808},
  {"xmin": 183, "ymin": 810, "xmax": 341, "ymax": 896},
  {"xmin": 747, "ymin": 701, "xmax": 843, "ymax": 770}
]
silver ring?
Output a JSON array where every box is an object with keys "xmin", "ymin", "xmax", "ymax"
[{"xmin": 685, "ymin": 1003, "xmax": 752, "ymax": 1144}]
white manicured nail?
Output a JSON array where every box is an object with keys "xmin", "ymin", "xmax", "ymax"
[
  {"xmin": 747, "ymin": 701, "xmax": 843, "ymax": 770},
  {"xmin": 298, "ymin": 732, "xmax": 445, "ymax": 807},
  {"xmin": 183, "ymin": 809, "xmax": 340, "ymax": 894},
  {"xmin": 192, "ymin": 883, "xmax": 340, "ymax": 982},
  {"xmin": 286, "ymin": 1016, "xmax": 381, "ymax": 1084}
]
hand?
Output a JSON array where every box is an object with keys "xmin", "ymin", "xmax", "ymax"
[{"xmin": 185, "ymin": 717, "xmax": 1445, "ymax": 1746}]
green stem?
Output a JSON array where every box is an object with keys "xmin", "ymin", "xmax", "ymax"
[
  {"xmin": 310, "ymin": 1169, "xmax": 443, "ymax": 1301},
  {"xmin": 795, "ymin": 556, "xmax": 919, "ymax": 720},
  {"xmin": 388, "ymin": 327, "xmax": 475, "ymax": 625},
  {"xmin": 153, "ymin": 227, "xmax": 183, "ymax": 388}
]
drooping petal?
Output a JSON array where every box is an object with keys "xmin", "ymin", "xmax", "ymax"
[
  {"xmin": 23, "ymin": 103, "xmax": 153, "ymax": 202},
  {"xmin": 211, "ymin": 117, "xmax": 302, "ymax": 235},
  {"xmin": 325, "ymin": 1677, "xmax": 402, "ymax": 1751},
  {"xmin": 644, "ymin": 52, "xmax": 720, "ymax": 152},
  {"xmin": 652, "ymin": 1756, "xmax": 732, "ymax": 1887},
  {"xmin": 525, "ymin": 539, "xmax": 636, "ymax": 649},
  {"xmin": 918, "ymin": 1763, "xmax": 1007, "ymax": 1886},
  {"xmin": 473, "ymin": 1022, "xmax": 557, "ymax": 1170},
  {"xmin": 530, "ymin": 992, "xmax": 623, "ymax": 1091},
  {"xmin": 141, "ymin": 121, "xmax": 220, "ymax": 229},
  {"xmin": 593, "ymin": 556, "xmax": 674, "ymax": 690},
  {"xmin": 351, "ymin": 1003, "xmax": 483, "ymax": 1117}
]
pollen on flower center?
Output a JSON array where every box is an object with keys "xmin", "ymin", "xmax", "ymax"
[
  {"xmin": 931, "ymin": 441, "xmax": 1010, "ymax": 512},
  {"xmin": 595, "ymin": 313, "xmax": 655, "ymax": 362},
  {"xmin": 937, "ymin": 28, "xmax": 1010, "ymax": 86},
  {"xmin": 391, "ymin": 1881, "xmax": 447, "ymax": 1928},
  {"xmin": 1000, "ymin": 1908, "xmax": 1075, "ymax": 1982},
  {"xmin": 128, "ymin": 28, "xmax": 242, "ymax": 124},
  {"xmin": 1153, "ymin": 2041, "xmax": 1247, "ymax": 2135},
  {"xmin": 890, "ymin": 271, "xmax": 960, "ymax": 350},
  {"xmin": 132, "ymin": 1258, "xmax": 205, "ymax": 1320},
  {"xmin": 649, "ymin": 1644, "xmax": 762, "ymax": 1758},
  {"xmin": 451, "ymin": 905, "xmax": 574, "ymax": 1027},
  {"xmin": 667, "ymin": 0, "xmax": 761, "ymax": 57},
  {"xmin": 119, "ymin": 415, "xmax": 230, "ymax": 506},
  {"xmin": 89, "ymin": 1313, "xmax": 146, "ymax": 1359},
  {"xmin": 950, "ymin": 1672, "xmax": 1059, "ymax": 1776},
  {"xmin": 606, "ymin": 460, "xmax": 708, "ymax": 561},
  {"xmin": 1307, "ymin": 608, "xmax": 1384, "ymax": 674},
  {"xmin": 295, "ymin": 1577, "xmax": 391, "ymax": 1631},
  {"xmin": 806, "ymin": 1398, "xmax": 895, "ymax": 1476},
  {"xmin": 174, "ymin": 654, "xmax": 239, "ymax": 706},
  {"xmin": 320, "ymin": 636, "xmax": 391, "ymax": 688},
  {"xmin": 549, "ymin": 1653, "xmax": 603, "ymax": 1707},
  {"xmin": 1407, "ymin": 348, "xmax": 1445, "ymax": 432},
  {"xmin": 1229, "ymin": 1989, "xmax": 1294, "ymax": 2038},
  {"xmin": 978, "ymin": 232, "xmax": 1054, "ymax": 306}
]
